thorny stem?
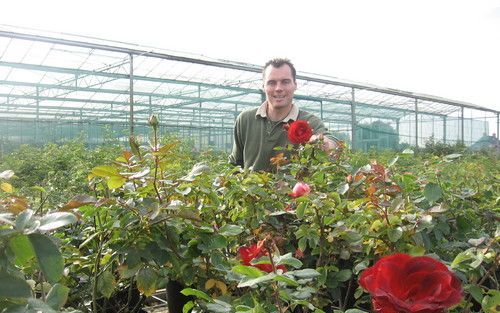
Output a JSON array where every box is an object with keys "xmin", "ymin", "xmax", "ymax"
[
  {"xmin": 342, "ymin": 277, "xmax": 354, "ymax": 311},
  {"xmin": 315, "ymin": 206, "xmax": 326, "ymax": 267},
  {"xmin": 38, "ymin": 271, "xmax": 46, "ymax": 302},
  {"xmin": 265, "ymin": 241, "xmax": 285, "ymax": 313},
  {"xmin": 35, "ymin": 190, "xmax": 49, "ymax": 215},
  {"xmin": 92, "ymin": 212, "xmax": 105, "ymax": 313},
  {"xmin": 152, "ymin": 127, "xmax": 163, "ymax": 204}
]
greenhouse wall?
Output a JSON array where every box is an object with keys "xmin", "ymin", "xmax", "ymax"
[{"xmin": 0, "ymin": 26, "xmax": 498, "ymax": 154}]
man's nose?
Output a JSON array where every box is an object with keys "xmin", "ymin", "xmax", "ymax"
[{"xmin": 275, "ymin": 82, "xmax": 284, "ymax": 91}]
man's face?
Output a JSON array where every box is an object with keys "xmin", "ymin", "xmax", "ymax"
[{"xmin": 263, "ymin": 64, "xmax": 297, "ymax": 111}]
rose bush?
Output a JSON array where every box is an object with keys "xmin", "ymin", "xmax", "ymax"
[
  {"xmin": 286, "ymin": 120, "xmax": 312, "ymax": 144},
  {"xmin": 359, "ymin": 253, "xmax": 463, "ymax": 313},
  {"xmin": 2, "ymin": 117, "xmax": 498, "ymax": 313}
]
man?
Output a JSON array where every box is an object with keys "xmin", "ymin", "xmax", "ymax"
[{"xmin": 229, "ymin": 58, "xmax": 336, "ymax": 171}]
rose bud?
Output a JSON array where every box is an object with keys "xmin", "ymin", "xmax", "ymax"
[{"xmin": 289, "ymin": 182, "xmax": 311, "ymax": 198}]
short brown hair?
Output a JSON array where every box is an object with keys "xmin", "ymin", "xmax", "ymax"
[{"xmin": 263, "ymin": 58, "xmax": 296, "ymax": 82}]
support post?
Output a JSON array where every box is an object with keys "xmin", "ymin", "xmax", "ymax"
[
  {"xmin": 443, "ymin": 116, "xmax": 447, "ymax": 144},
  {"xmin": 129, "ymin": 53, "xmax": 134, "ymax": 135},
  {"xmin": 36, "ymin": 86, "xmax": 39, "ymax": 143},
  {"xmin": 414, "ymin": 99, "xmax": 419, "ymax": 148},
  {"xmin": 351, "ymin": 88, "xmax": 356, "ymax": 150},
  {"xmin": 497, "ymin": 113, "xmax": 499, "ymax": 140},
  {"xmin": 461, "ymin": 106, "xmax": 464, "ymax": 144}
]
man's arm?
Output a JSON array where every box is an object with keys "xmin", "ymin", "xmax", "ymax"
[
  {"xmin": 309, "ymin": 133, "xmax": 337, "ymax": 150},
  {"xmin": 228, "ymin": 114, "xmax": 244, "ymax": 167}
]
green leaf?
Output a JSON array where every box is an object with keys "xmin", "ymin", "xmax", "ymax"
[
  {"xmin": 451, "ymin": 250, "xmax": 475, "ymax": 268},
  {"xmin": 107, "ymin": 176, "xmax": 126, "ymax": 189},
  {"xmin": 28, "ymin": 233, "xmax": 63, "ymax": 284},
  {"xmin": 337, "ymin": 183, "xmax": 349, "ymax": 195},
  {"xmin": 219, "ymin": 224, "xmax": 244, "ymax": 236},
  {"xmin": 175, "ymin": 186, "xmax": 192, "ymax": 196},
  {"xmin": 136, "ymin": 267, "xmax": 158, "ymax": 297},
  {"xmin": 15, "ymin": 210, "xmax": 34, "ymax": 232},
  {"xmin": 27, "ymin": 298, "xmax": 57, "ymax": 313},
  {"xmin": 183, "ymin": 301, "xmax": 195, "ymax": 313},
  {"xmin": 387, "ymin": 227, "xmax": 403, "ymax": 242},
  {"xmin": 38, "ymin": 212, "xmax": 77, "ymax": 231},
  {"xmin": 334, "ymin": 269, "xmax": 352, "ymax": 282},
  {"xmin": 207, "ymin": 299, "xmax": 232, "ymax": 312},
  {"xmin": 408, "ymin": 245, "xmax": 426, "ymax": 256},
  {"xmin": 91, "ymin": 165, "xmax": 119, "ymax": 177},
  {"xmin": 482, "ymin": 289, "xmax": 500, "ymax": 313},
  {"xmin": 238, "ymin": 273, "xmax": 276, "ymax": 288},
  {"xmin": 9, "ymin": 234, "xmax": 35, "ymax": 266},
  {"xmin": 97, "ymin": 270, "xmax": 116, "ymax": 298},
  {"xmin": 423, "ymin": 183, "xmax": 442, "ymax": 203},
  {"xmin": 46, "ymin": 283, "xmax": 69, "ymax": 309},
  {"xmin": 345, "ymin": 309, "xmax": 369, "ymax": 313},
  {"xmin": 275, "ymin": 253, "xmax": 303, "ymax": 268},
  {"xmin": 181, "ymin": 288, "xmax": 212, "ymax": 302},
  {"xmin": 291, "ymin": 286, "xmax": 315, "ymax": 300},
  {"xmin": 289, "ymin": 269, "xmax": 321, "ymax": 279},
  {"xmin": 388, "ymin": 156, "xmax": 399, "ymax": 167},
  {"xmin": 273, "ymin": 275, "xmax": 299, "ymax": 287},
  {"xmin": 198, "ymin": 234, "xmax": 227, "ymax": 252},
  {"xmin": 444, "ymin": 153, "xmax": 462, "ymax": 159},
  {"xmin": 232, "ymin": 265, "xmax": 264, "ymax": 278},
  {"xmin": 296, "ymin": 202, "xmax": 307, "ymax": 219},
  {"xmin": 31, "ymin": 185, "xmax": 47, "ymax": 194},
  {"xmin": 467, "ymin": 284, "xmax": 484, "ymax": 304},
  {"xmin": 0, "ymin": 271, "xmax": 31, "ymax": 298}
]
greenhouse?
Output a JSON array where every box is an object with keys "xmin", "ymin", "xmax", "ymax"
[
  {"xmin": 0, "ymin": 26, "xmax": 498, "ymax": 153},
  {"xmin": 0, "ymin": 25, "xmax": 499, "ymax": 313}
]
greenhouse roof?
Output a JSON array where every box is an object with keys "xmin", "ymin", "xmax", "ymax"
[{"xmin": 0, "ymin": 24, "xmax": 497, "ymax": 131}]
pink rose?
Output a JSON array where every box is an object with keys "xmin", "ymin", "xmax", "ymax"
[{"xmin": 289, "ymin": 182, "xmax": 311, "ymax": 198}]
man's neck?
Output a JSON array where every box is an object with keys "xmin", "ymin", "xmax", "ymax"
[{"xmin": 266, "ymin": 103, "xmax": 293, "ymax": 122}]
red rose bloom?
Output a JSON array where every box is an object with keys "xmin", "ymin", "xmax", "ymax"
[
  {"xmin": 238, "ymin": 240, "xmax": 286, "ymax": 273},
  {"xmin": 359, "ymin": 253, "xmax": 463, "ymax": 313},
  {"xmin": 287, "ymin": 120, "xmax": 313, "ymax": 144}
]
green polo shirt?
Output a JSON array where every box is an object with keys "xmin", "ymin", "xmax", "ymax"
[{"xmin": 229, "ymin": 102, "xmax": 332, "ymax": 171}]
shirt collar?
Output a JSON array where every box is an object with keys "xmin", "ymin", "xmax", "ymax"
[{"xmin": 255, "ymin": 101, "xmax": 299, "ymax": 122}]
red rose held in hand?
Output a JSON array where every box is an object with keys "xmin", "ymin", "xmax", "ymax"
[
  {"xmin": 359, "ymin": 253, "xmax": 463, "ymax": 313},
  {"xmin": 287, "ymin": 120, "xmax": 313, "ymax": 144},
  {"xmin": 238, "ymin": 240, "xmax": 286, "ymax": 273}
]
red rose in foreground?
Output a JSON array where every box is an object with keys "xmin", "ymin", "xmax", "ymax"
[
  {"xmin": 287, "ymin": 120, "xmax": 313, "ymax": 144},
  {"xmin": 238, "ymin": 240, "xmax": 286, "ymax": 273},
  {"xmin": 289, "ymin": 182, "xmax": 311, "ymax": 198},
  {"xmin": 359, "ymin": 253, "xmax": 463, "ymax": 313}
]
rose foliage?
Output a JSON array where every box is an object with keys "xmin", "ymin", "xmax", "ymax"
[{"xmin": 0, "ymin": 119, "xmax": 498, "ymax": 313}]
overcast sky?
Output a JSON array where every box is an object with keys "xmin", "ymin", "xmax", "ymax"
[{"xmin": 1, "ymin": 0, "xmax": 499, "ymax": 113}]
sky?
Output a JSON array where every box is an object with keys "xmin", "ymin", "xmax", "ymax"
[{"xmin": 1, "ymin": 0, "xmax": 499, "ymax": 113}]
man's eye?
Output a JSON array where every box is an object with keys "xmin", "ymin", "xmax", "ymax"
[{"xmin": 267, "ymin": 81, "xmax": 276, "ymax": 86}]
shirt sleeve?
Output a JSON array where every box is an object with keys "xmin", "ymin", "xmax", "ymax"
[
  {"xmin": 228, "ymin": 113, "xmax": 244, "ymax": 167},
  {"xmin": 308, "ymin": 114, "xmax": 339, "ymax": 142}
]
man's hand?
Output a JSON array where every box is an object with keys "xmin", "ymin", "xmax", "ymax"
[{"xmin": 309, "ymin": 133, "xmax": 337, "ymax": 151}]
